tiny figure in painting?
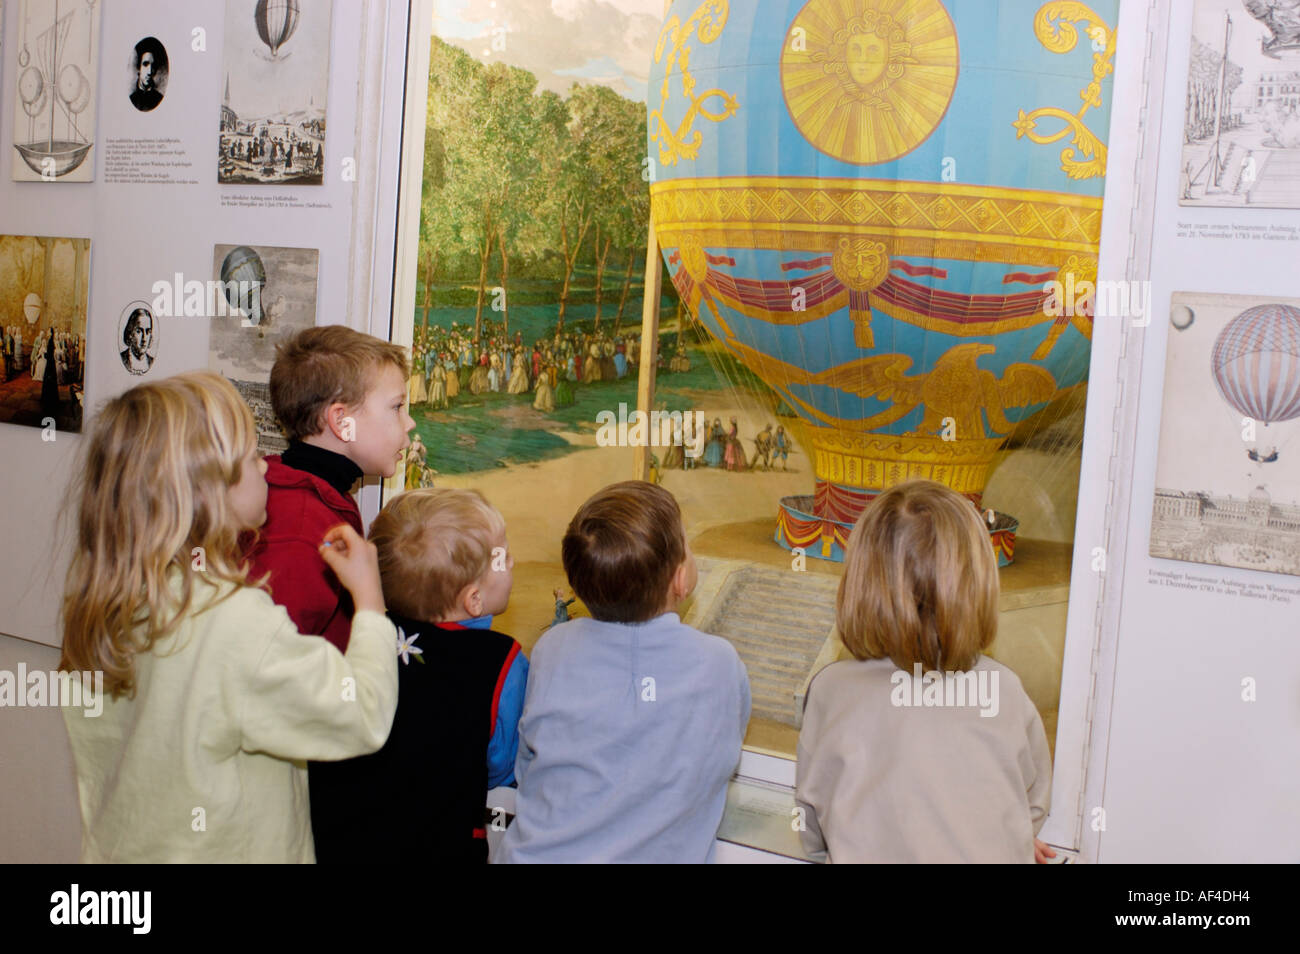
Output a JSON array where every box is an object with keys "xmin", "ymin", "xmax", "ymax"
[
  {"xmin": 773, "ymin": 425, "xmax": 790, "ymax": 471},
  {"xmin": 533, "ymin": 366, "xmax": 556, "ymax": 412},
  {"xmin": 704, "ymin": 418, "xmax": 725, "ymax": 468},
  {"xmin": 724, "ymin": 417, "xmax": 748, "ymax": 472},
  {"xmin": 753, "ymin": 423, "xmax": 773, "ymax": 471},
  {"xmin": 551, "ymin": 587, "xmax": 575, "ymax": 627}
]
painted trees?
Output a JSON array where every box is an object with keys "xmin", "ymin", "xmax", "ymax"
[{"xmin": 419, "ymin": 38, "xmax": 650, "ymax": 337}]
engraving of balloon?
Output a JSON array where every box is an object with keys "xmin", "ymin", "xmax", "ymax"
[
  {"xmin": 255, "ymin": 0, "xmax": 300, "ymax": 60},
  {"xmin": 58, "ymin": 65, "xmax": 90, "ymax": 112},
  {"xmin": 18, "ymin": 67, "xmax": 44, "ymax": 104},
  {"xmin": 11, "ymin": 0, "xmax": 100, "ymax": 179}
]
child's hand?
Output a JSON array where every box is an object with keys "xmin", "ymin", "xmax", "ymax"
[
  {"xmin": 1034, "ymin": 838, "xmax": 1056, "ymax": 864},
  {"xmin": 319, "ymin": 524, "xmax": 386, "ymax": 615}
]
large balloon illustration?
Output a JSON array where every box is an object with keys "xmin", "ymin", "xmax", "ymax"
[
  {"xmin": 1211, "ymin": 303, "xmax": 1300, "ymax": 465},
  {"xmin": 648, "ymin": 0, "xmax": 1118, "ymax": 563},
  {"xmin": 255, "ymin": 0, "xmax": 300, "ymax": 59}
]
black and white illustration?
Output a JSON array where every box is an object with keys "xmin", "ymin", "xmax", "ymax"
[
  {"xmin": 218, "ymin": 0, "xmax": 330, "ymax": 186},
  {"xmin": 1181, "ymin": 0, "xmax": 1300, "ymax": 208},
  {"xmin": 128, "ymin": 36, "xmax": 168, "ymax": 113},
  {"xmin": 117, "ymin": 301, "xmax": 156, "ymax": 375},
  {"xmin": 207, "ymin": 244, "xmax": 318, "ymax": 452},
  {"xmin": 1151, "ymin": 292, "xmax": 1300, "ymax": 576},
  {"xmin": 11, "ymin": 0, "xmax": 101, "ymax": 182}
]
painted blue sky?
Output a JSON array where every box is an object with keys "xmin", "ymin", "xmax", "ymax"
[{"xmin": 434, "ymin": 0, "xmax": 665, "ymax": 101}]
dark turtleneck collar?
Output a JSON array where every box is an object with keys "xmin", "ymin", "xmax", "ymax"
[{"xmin": 281, "ymin": 440, "xmax": 363, "ymax": 497}]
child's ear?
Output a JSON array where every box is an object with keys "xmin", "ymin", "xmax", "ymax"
[
  {"xmin": 323, "ymin": 402, "xmax": 353, "ymax": 442},
  {"xmin": 461, "ymin": 582, "xmax": 483, "ymax": 618},
  {"xmin": 671, "ymin": 561, "xmax": 689, "ymax": 599}
]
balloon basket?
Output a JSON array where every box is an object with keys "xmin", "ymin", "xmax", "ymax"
[
  {"xmin": 774, "ymin": 494, "xmax": 1019, "ymax": 568},
  {"xmin": 15, "ymin": 140, "xmax": 92, "ymax": 177}
]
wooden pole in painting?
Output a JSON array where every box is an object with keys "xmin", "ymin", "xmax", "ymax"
[
  {"xmin": 634, "ymin": 0, "xmax": 674, "ymax": 481},
  {"xmin": 633, "ymin": 215, "xmax": 662, "ymax": 480}
]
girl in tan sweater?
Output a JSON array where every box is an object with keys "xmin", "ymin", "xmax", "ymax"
[{"xmin": 795, "ymin": 479, "xmax": 1054, "ymax": 863}]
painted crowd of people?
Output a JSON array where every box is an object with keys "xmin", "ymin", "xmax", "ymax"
[
  {"xmin": 657, "ymin": 416, "xmax": 791, "ymax": 478},
  {"xmin": 407, "ymin": 319, "xmax": 649, "ymax": 413},
  {"xmin": 407, "ymin": 319, "xmax": 795, "ymax": 480},
  {"xmin": 3, "ymin": 325, "xmax": 83, "ymax": 388}
]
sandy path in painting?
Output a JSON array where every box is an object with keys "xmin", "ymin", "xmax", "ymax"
[{"xmin": 431, "ymin": 401, "xmax": 809, "ymax": 564}]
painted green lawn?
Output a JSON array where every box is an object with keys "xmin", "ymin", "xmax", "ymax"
[{"xmin": 412, "ymin": 329, "xmax": 774, "ymax": 475}]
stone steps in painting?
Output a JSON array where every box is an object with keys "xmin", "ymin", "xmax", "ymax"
[{"xmin": 688, "ymin": 559, "xmax": 841, "ymax": 728}]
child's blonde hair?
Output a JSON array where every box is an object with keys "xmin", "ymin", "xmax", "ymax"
[
  {"xmin": 59, "ymin": 372, "xmax": 260, "ymax": 697},
  {"xmin": 368, "ymin": 488, "xmax": 505, "ymax": 621},
  {"xmin": 836, "ymin": 479, "xmax": 998, "ymax": 672}
]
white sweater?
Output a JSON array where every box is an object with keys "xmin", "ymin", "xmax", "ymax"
[{"xmin": 62, "ymin": 578, "xmax": 398, "ymax": 863}]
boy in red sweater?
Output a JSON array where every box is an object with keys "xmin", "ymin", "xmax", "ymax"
[{"xmin": 249, "ymin": 325, "xmax": 414, "ymax": 651}]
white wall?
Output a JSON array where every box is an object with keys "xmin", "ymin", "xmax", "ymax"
[{"xmin": 0, "ymin": 633, "xmax": 81, "ymax": 863}]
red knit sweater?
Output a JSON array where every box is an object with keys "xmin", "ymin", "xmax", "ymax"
[{"xmin": 247, "ymin": 456, "xmax": 362, "ymax": 652}]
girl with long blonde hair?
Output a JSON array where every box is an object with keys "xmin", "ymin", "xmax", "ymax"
[{"xmin": 59, "ymin": 371, "xmax": 399, "ymax": 862}]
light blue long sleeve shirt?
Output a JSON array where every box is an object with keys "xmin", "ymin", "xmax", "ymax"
[{"xmin": 496, "ymin": 612, "xmax": 751, "ymax": 863}]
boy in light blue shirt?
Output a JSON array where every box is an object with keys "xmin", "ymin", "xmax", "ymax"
[{"xmin": 497, "ymin": 481, "xmax": 750, "ymax": 863}]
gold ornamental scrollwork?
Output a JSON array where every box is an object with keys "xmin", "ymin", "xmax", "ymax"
[
  {"xmin": 649, "ymin": 2, "xmax": 738, "ymax": 167},
  {"xmin": 1012, "ymin": 2, "xmax": 1115, "ymax": 180}
]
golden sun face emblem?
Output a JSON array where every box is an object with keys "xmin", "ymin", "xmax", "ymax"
[
  {"xmin": 846, "ymin": 31, "xmax": 893, "ymax": 86},
  {"xmin": 829, "ymin": 14, "xmax": 914, "ymax": 100},
  {"xmin": 781, "ymin": 0, "xmax": 959, "ymax": 165}
]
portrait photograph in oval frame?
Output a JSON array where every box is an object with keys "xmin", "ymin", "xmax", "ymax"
[{"xmin": 129, "ymin": 37, "xmax": 169, "ymax": 113}]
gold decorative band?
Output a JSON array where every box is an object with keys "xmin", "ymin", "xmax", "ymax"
[
  {"xmin": 652, "ymin": 176, "xmax": 1103, "ymax": 264},
  {"xmin": 803, "ymin": 427, "xmax": 1004, "ymax": 494}
]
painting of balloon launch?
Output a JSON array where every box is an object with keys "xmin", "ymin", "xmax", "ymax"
[
  {"xmin": 1151, "ymin": 293, "xmax": 1300, "ymax": 577},
  {"xmin": 218, "ymin": 0, "xmax": 330, "ymax": 186},
  {"xmin": 413, "ymin": 0, "xmax": 1119, "ymax": 748},
  {"xmin": 207, "ymin": 243, "xmax": 319, "ymax": 453},
  {"xmin": 10, "ymin": 0, "xmax": 101, "ymax": 182}
]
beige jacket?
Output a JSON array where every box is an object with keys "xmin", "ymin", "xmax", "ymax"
[
  {"xmin": 63, "ymin": 578, "xmax": 398, "ymax": 863},
  {"xmin": 795, "ymin": 655, "xmax": 1051, "ymax": 863}
]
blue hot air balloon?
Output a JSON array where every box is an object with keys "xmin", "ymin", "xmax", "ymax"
[
  {"xmin": 648, "ymin": 0, "xmax": 1119, "ymax": 564},
  {"xmin": 255, "ymin": 0, "xmax": 300, "ymax": 60}
]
